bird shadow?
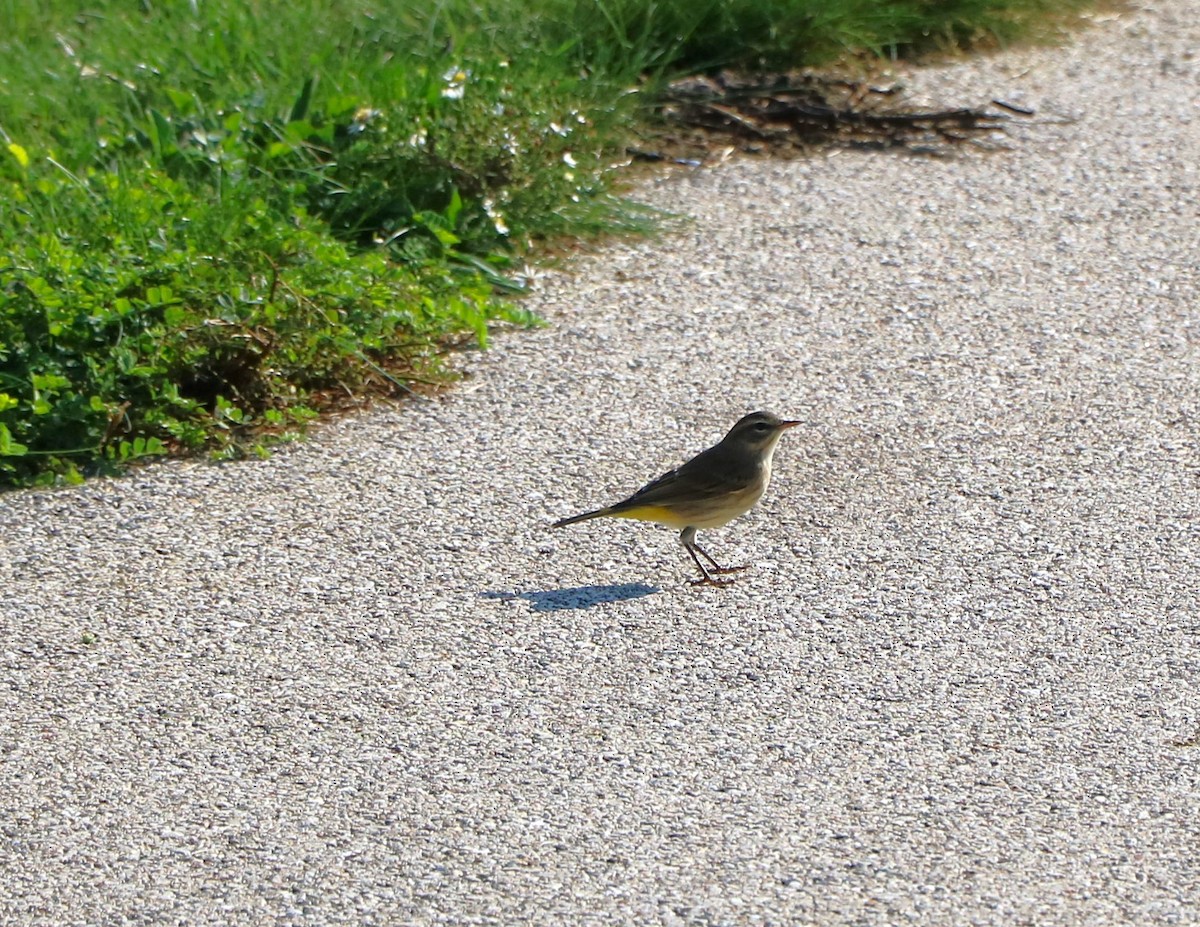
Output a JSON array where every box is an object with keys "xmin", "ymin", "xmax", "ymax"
[{"xmin": 480, "ymin": 583, "xmax": 661, "ymax": 612}]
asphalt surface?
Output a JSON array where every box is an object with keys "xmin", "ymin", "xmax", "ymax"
[{"xmin": 3, "ymin": 2, "xmax": 1198, "ymax": 924}]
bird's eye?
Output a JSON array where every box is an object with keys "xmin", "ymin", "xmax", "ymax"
[{"xmin": 754, "ymin": 422, "xmax": 770, "ymax": 432}]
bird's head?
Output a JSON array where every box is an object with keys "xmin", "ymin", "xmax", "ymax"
[{"xmin": 722, "ymin": 411, "xmax": 802, "ymax": 458}]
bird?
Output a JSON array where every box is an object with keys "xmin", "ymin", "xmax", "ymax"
[{"xmin": 552, "ymin": 411, "xmax": 801, "ymax": 586}]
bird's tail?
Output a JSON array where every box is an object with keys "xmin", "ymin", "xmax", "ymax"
[{"xmin": 552, "ymin": 507, "xmax": 611, "ymax": 528}]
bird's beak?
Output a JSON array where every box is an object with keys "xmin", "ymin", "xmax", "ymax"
[{"xmin": 779, "ymin": 420, "xmax": 803, "ymax": 430}]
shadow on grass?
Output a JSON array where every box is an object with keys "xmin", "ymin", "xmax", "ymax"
[{"xmin": 480, "ymin": 583, "xmax": 660, "ymax": 612}]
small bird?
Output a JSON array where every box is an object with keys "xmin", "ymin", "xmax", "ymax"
[{"xmin": 553, "ymin": 411, "xmax": 801, "ymax": 586}]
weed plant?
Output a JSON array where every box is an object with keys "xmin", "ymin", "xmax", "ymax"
[{"xmin": 0, "ymin": 0, "xmax": 1092, "ymax": 486}]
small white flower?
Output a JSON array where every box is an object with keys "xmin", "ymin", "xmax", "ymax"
[
  {"xmin": 562, "ymin": 152, "xmax": 577, "ymax": 168},
  {"xmin": 483, "ymin": 198, "xmax": 509, "ymax": 236},
  {"xmin": 441, "ymin": 67, "xmax": 469, "ymax": 100}
]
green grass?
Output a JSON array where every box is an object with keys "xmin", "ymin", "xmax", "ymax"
[{"xmin": 0, "ymin": 0, "xmax": 1093, "ymax": 487}]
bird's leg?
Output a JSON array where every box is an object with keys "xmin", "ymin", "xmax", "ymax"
[
  {"xmin": 681, "ymin": 527, "xmax": 750, "ymax": 575},
  {"xmin": 686, "ymin": 544, "xmax": 734, "ymax": 587},
  {"xmin": 680, "ymin": 527, "xmax": 737, "ymax": 587},
  {"xmin": 691, "ymin": 540, "xmax": 750, "ymax": 575}
]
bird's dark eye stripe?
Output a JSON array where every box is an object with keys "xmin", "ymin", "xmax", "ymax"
[{"xmin": 754, "ymin": 422, "xmax": 770, "ymax": 431}]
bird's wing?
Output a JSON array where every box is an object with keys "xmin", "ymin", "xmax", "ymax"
[{"xmin": 606, "ymin": 448, "xmax": 735, "ymax": 513}]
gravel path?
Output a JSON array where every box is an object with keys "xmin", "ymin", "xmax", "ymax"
[{"xmin": 3, "ymin": 3, "xmax": 1198, "ymax": 924}]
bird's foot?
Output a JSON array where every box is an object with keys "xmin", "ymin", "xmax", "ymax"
[
  {"xmin": 710, "ymin": 563, "xmax": 750, "ymax": 575},
  {"xmin": 689, "ymin": 575, "xmax": 737, "ymax": 588}
]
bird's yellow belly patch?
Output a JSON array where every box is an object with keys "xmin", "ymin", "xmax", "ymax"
[{"xmin": 611, "ymin": 505, "xmax": 693, "ymax": 529}]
